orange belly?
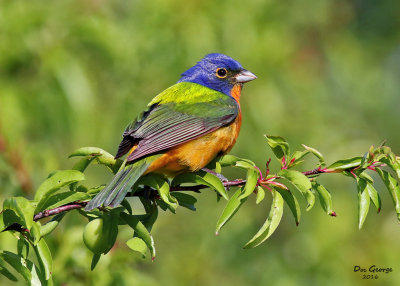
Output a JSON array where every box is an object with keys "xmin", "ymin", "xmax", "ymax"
[{"xmin": 144, "ymin": 114, "xmax": 242, "ymax": 176}]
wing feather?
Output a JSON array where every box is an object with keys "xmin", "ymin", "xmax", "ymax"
[{"xmin": 116, "ymin": 82, "xmax": 239, "ymax": 162}]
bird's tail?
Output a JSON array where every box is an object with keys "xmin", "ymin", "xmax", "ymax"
[{"xmin": 85, "ymin": 156, "xmax": 156, "ymax": 211}]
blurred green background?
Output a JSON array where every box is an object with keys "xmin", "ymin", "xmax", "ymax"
[{"xmin": 1, "ymin": 0, "xmax": 400, "ymax": 285}]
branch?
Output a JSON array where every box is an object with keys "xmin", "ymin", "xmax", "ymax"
[
  {"xmin": 31, "ymin": 167, "xmax": 330, "ymax": 223},
  {"xmin": 30, "ymin": 163, "xmax": 336, "ymax": 222},
  {"xmin": 144, "ymin": 179, "xmax": 246, "ymax": 193},
  {"xmin": 4, "ymin": 139, "xmax": 396, "ymax": 277},
  {"xmin": 302, "ymin": 167, "xmax": 329, "ymax": 176},
  {"xmin": 31, "ymin": 179, "xmax": 248, "ymax": 222},
  {"xmin": 33, "ymin": 202, "xmax": 87, "ymax": 221}
]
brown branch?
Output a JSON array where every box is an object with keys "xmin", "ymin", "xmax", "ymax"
[
  {"xmin": 31, "ymin": 179, "xmax": 248, "ymax": 222},
  {"xmin": 29, "ymin": 168, "xmax": 324, "ymax": 222},
  {"xmin": 33, "ymin": 202, "xmax": 88, "ymax": 221},
  {"xmin": 302, "ymin": 167, "xmax": 329, "ymax": 176},
  {"xmin": 170, "ymin": 179, "xmax": 246, "ymax": 191},
  {"xmin": 133, "ymin": 179, "xmax": 247, "ymax": 198}
]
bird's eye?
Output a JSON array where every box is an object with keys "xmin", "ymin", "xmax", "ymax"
[{"xmin": 216, "ymin": 68, "xmax": 228, "ymax": 78}]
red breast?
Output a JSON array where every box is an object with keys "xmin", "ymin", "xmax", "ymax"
[{"xmin": 230, "ymin": 84, "xmax": 242, "ymax": 134}]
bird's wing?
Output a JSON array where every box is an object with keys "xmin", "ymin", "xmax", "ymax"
[{"xmin": 115, "ymin": 82, "xmax": 239, "ymax": 162}]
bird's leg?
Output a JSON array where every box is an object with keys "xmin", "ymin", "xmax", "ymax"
[{"xmin": 201, "ymin": 167, "xmax": 228, "ymax": 182}]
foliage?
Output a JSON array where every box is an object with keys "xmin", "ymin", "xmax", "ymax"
[
  {"xmin": 1, "ymin": 0, "xmax": 399, "ymax": 285},
  {"xmin": 1, "ymin": 136, "xmax": 400, "ymax": 284}
]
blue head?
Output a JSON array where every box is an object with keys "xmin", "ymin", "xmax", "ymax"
[{"xmin": 178, "ymin": 53, "xmax": 256, "ymax": 96}]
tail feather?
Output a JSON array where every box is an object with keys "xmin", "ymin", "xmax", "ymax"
[
  {"xmin": 95, "ymin": 165, "xmax": 133, "ymax": 207},
  {"xmin": 105, "ymin": 162, "xmax": 149, "ymax": 207},
  {"xmin": 85, "ymin": 158, "xmax": 154, "ymax": 211},
  {"xmin": 84, "ymin": 163, "xmax": 129, "ymax": 210},
  {"xmin": 103, "ymin": 167, "xmax": 134, "ymax": 207}
]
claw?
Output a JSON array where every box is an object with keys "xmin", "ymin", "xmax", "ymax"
[{"xmin": 202, "ymin": 168, "xmax": 229, "ymax": 182}]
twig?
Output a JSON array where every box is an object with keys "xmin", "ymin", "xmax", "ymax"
[
  {"xmin": 29, "ymin": 168, "xmax": 323, "ymax": 222},
  {"xmin": 31, "ymin": 179, "xmax": 248, "ymax": 222},
  {"xmin": 302, "ymin": 167, "xmax": 328, "ymax": 176},
  {"xmin": 33, "ymin": 202, "xmax": 87, "ymax": 221},
  {"xmin": 133, "ymin": 179, "xmax": 247, "ymax": 198}
]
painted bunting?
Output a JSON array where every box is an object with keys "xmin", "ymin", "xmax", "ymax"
[{"xmin": 85, "ymin": 53, "xmax": 256, "ymax": 211}]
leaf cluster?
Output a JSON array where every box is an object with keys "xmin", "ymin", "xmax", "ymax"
[{"xmin": 1, "ymin": 139, "xmax": 400, "ymax": 284}]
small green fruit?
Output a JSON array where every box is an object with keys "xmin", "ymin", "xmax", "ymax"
[{"xmin": 83, "ymin": 218, "xmax": 109, "ymax": 254}]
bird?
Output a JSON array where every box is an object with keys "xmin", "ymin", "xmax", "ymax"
[{"xmin": 85, "ymin": 53, "xmax": 256, "ymax": 211}]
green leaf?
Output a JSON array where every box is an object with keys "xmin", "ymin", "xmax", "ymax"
[
  {"xmin": 376, "ymin": 168, "xmax": 400, "ymax": 220},
  {"xmin": 3, "ymin": 197, "xmax": 34, "ymax": 230},
  {"xmin": 120, "ymin": 212, "xmax": 156, "ymax": 260},
  {"xmin": 0, "ymin": 209, "xmax": 23, "ymax": 232},
  {"xmin": 359, "ymin": 171, "xmax": 374, "ymax": 183},
  {"xmin": 139, "ymin": 174, "xmax": 177, "ymax": 213},
  {"xmin": 137, "ymin": 196, "xmax": 158, "ymax": 228},
  {"xmin": 234, "ymin": 159, "xmax": 256, "ymax": 170},
  {"xmin": 326, "ymin": 157, "xmax": 362, "ymax": 172},
  {"xmin": 357, "ymin": 178, "xmax": 370, "ymax": 229},
  {"xmin": 91, "ymin": 254, "xmax": 101, "ymax": 271},
  {"xmin": 312, "ymin": 182, "xmax": 334, "ymax": 216},
  {"xmin": 218, "ymin": 154, "xmax": 241, "ymax": 167},
  {"xmin": 172, "ymin": 170, "xmax": 228, "ymax": 200},
  {"xmin": 40, "ymin": 212, "xmax": 67, "ymax": 237},
  {"xmin": 34, "ymin": 170, "xmax": 85, "ymax": 212},
  {"xmin": 278, "ymin": 169, "xmax": 315, "ymax": 211},
  {"xmin": 289, "ymin": 150, "xmax": 308, "ymax": 167},
  {"xmin": 3, "ymin": 197, "xmax": 41, "ymax": 244},
  {"xmin": 39, "ymin": 192, "xmax": 90, "ymax": 212},
  {"xmin": 0, "ymin": 262, "xmax": 18, "ymax": 282},
  {"xmin": 141, "ymin": 205, "xmax": 159, "ymax": 231},
  {"xmin": 69, "ymin": 147, "xmax": 111, "ymax": 158},
  {"xmin": 33, "ymin": 239, "xmax": 52, "ymax": 281},
  {"xmin": 238, "ymin": 168, "xmax": 259, "ymax": 200},
  {"xmin": 291, "ymin": 150, "xmax": 308, "ymax": 162},
  {"xmin": 156, "ymin": 200, "xmax": 168, "ymax": 212},
  {"xmin": 87, "ymin": 185, "xmax": 105, "ymax": 196},
  {"xmin": 103, "ymin": 213, "xmax": 119, "ymax": 254},
  {"xmin": 360, "ymin": 152, "xmax": 367, "ymax": 168},
  {"xmin": 126, "ymin": 237, "xmax": 148, "ymax": 258},
  {"xmin": 0, "ymin": 251, "xmax": 42, "ymax": 286},
  {"xmin": 360, "ymin": 149, "xmax": 373, "ymax": 168},
  {"xmin": 256, "ymin": 186, "xmax": 265, "ymax": 204},
  {"xmin": 39, "ymin": 221, "xmax": 59, "ymax": 238},
  {"xmin": 216, "ymin": 188, "xmax": 246, "ymax": 234},
  {"xmin": 374, "ymin": 145, "xmax": 391, "ymax": 156},
  {"xmin": 171, "ymin": 192, "xmax": 197, "ymax": 211},
  {"xmin": 71, "ymin": 157, "xmax": 96, "ymax": 173},
  {"xmin": 243, "ymin": 189, "xmax": 284, "ymax": 248},
  {"xmin": 379, "ymin": 156, "xmax": 400, "ymax": 181},
  {"xmin": 69, "ymin": 147, "xmax": 122, "ymax": 173},
  {"xmin": 120, "ymin": 199, "xmax": 133, "ymax": 214},
  {"xmin": 68, "ymin": 158, "xmax": 94, "ymax": 191},
  {"xmin": 275, "ymin": 188, "xmax": 301, "ymax": 226},
  {"xmin": 265, "ymin": 135, "xmax": 289, "ymax": 161},
  {"xmin": 302, "ymin": 144, "xmax": 325, "ymax": 165},
  {"xmin": 215, "ymin": 161, "xmax": 222, "ymax": 174},
  {"xmin": 366, "ymin": 182, "xmax": 381, "ymax": 213},
  {"xmin": 17, "ymin": 236, "xmax": 30, "ymax": 259}
]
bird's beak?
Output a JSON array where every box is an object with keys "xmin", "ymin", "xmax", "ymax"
[{"xmin": 235, "ymin": 69, "xmax": 257, "ymax": 83}]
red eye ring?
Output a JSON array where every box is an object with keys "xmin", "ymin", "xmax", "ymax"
[{"xmin": 216, "ymin": 68, "xmax": 228, "ymax": 78}]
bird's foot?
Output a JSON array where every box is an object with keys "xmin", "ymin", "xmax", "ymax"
[{"xmin": 201, "ymin": 168, "xmax": 229, "ymax": 182}]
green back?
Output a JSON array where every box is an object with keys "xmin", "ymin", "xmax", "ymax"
[{"xmin": 116, "ymin": 82, "xmax": 239, "ymax": 161}]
